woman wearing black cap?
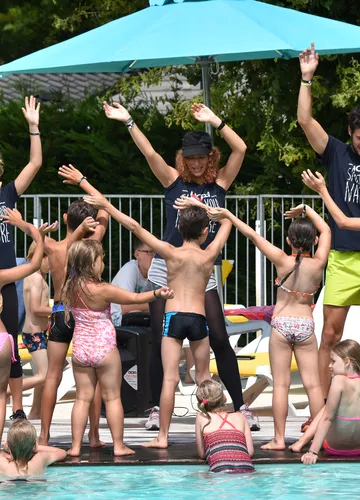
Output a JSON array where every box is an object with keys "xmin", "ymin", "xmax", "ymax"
[{"xmin": 103, "ymin": 101, "xmax": 249, "ymax": 429}]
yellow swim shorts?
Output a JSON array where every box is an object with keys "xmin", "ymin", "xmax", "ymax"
[{"xmin": 324, "ymin": 250, "xmax": 360, "ymax": 307}]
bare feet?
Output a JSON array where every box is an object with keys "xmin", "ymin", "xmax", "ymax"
[
  {"xmin": 142, "ymin": 437, "xmax": 168, "ymax": 449},
  {"xmin": 113, "ymin": 445, "xmax": 135, "ymax": 456},
  {"xmin": 67, "ymin": 447, "xmax": 81, "ymax": 457},
  {"xmin": 38, "ymin": 434, "xmax": 49, "ymax": 446},
  {"xmin": 88, "ymin": 432, "xmax": 106, "ymax": 448},
  {"xmin": 289, "ymin": 441, "xmax": 304, "ymax": 453},
  {"xmin": 261, "ymin": 439, "xmax": 286, "ymax": 451}
]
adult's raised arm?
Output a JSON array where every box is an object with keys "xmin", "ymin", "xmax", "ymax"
[
  {"xmin": 297, "ymin": 43, "xmax": 328, "ymax": 156},
  {"xmin": 14, "ymin": 96, "xmax": 42, "ymax": 196},
  {"xmin": 103, "ymin": 101, "xmax": 178, "ymax": 187},
  {"xmin": 191, "ymin": 104, "xmax": 247, "ymax": 190}
]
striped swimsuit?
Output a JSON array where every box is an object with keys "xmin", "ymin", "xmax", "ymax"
[{"xmin": 203, "ymin": 413, "xmax": 255, "ymax": 474}]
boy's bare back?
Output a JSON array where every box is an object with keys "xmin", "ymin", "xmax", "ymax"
[
  {"xmin": 23, "ymin": 271, "xmax": 50, "ymax": 333},
  {"xmin": 44, "ymin": 238, "xmax": 69, "ymax": 302},
  {"xmin": 165, "ymin": 245, "xmax": 216, "ymax": 315}
]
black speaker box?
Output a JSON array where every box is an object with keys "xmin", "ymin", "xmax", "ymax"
[{"xmin": 101, "ymin": 326, "xmax": 152, "ymax": 417}]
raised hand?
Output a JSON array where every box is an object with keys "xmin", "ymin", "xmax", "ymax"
[
  {"xmin": 191, "ymin": 103, "xmax": 218, "ymax": 127},
  {"xmin": 207, "ymin": 207, "xmax": 230, "ymax": 221},
  {"xmin": 58, "ymin": 164, "xmax": 83, "ymax": 185},
  {"xmin": 39, "ymin": 221, "xmax": 59, "ymax": 235},
  {"xmin": 83, "ymin": 194, "xmax": 109, "ymax": 210},
  {"xmin": 299, "ymin": 42, "xmax": 319, "ymax": 80},
  {"xmin": 103, "ymin": 101, "xmax": 131, "ymax": 122},
  {"xmin": 302, "ymin": 169, "xmax": 326, "ymax": 194},
  {"xmin": 1, "ymin": 208, "xmax": 24, "ymax": 227},
  {"xmin": 22, "ymin": 95, "xmax": 40, "ymax": 127},
  {"xmin": 173, "ymin": 194, "xmax": 204, "ymax": 211},
  {"xmin": 156, "ymin": 286, "xmax": 174, "ymax": 300},
  {"xmin": 301, "ymin": 452, "xmax": 318, "ymax": 466},
  {"xmin": 80, "ymin": 216, "xmax": 99, "ymax": 234},
  {"xmin": 284, "ymin": 204, "xmax": 305, "ymax": 219}
]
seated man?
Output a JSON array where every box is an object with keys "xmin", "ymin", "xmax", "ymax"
[{"xmin": 111, "ymin": 237, "xmax": 153, "ymax": 327}]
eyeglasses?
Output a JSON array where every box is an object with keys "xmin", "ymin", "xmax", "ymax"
[{"xmin": 137, "ymin": 249, "xmax": 155, "ymax": 255}]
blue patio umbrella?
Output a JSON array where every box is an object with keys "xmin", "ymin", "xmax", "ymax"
[{"xmin": 1, "ymin": 0, "xmax": 360, "ymax": 76}]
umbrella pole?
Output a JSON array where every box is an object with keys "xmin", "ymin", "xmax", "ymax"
[{"xmin": 201, "ymin": 61, "xmax": 225, "ymax": 309}]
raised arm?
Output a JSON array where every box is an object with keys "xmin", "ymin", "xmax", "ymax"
[
  {"xmin": 0, "ymin": 209, "xmax": 43, "ymax": 285},
  {"xmin": 303, "ymin": 169, "xmax": 360, "ymax": 230},
  {"xmin": 284, "ymin": 203, "xmax": 331, "ymax": 266},
  {"xmin": 205, "ymin": 219, "xmax": 232, "ymax": 261},
  {"xmin": 84, "ymin": 193, "xmax": 174, "ymax": 259},
  {"xmin": 103, "ymin": 102, "xmax": 178, "ymax": 187},
  {"xmin": 58, "ymin": 164, "xmax": 109, "ymax": 241},
  {"xmin": 191, "ymin": 104, "xmax": 247, "ymax": 190},
  {"xmin": 297, "ymin": 43, "xmax": 328, "ymax": 155},
  {"xmin": 208, "ymin": 207, "xmax": 286, "ymax": 267},
  {"xmin": 14, "ymin": 96, "xmax": 42, "ymax": 196}
]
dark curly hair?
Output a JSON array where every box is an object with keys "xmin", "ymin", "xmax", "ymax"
[
  {"xmin": 349, "ymin": 107, "xmax": 360, "ymax": 134},
  {"xmin": 175, "ymin": 147, "xmax": 220, "ymax": 184}
]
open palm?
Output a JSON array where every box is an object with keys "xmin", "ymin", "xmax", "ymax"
[
  {"xmin": 191, "ymin": 103, "xmax": 216, "ymax": 124},
  {"xmin": 103, "ymin": 101, "xmax": 131, "ymax": 122},
  {"xmin": 299, "ymin": 42, "xmax": 319, "ymax": 79},
  {"xmin": 22, "ymin": 96, "xmax": 40, "ymax": 126}
]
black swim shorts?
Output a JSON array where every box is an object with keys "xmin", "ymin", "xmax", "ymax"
[
  {"xmin": 48, "ymin": 302, "xmax": 75, "ymax": 344},
  {"xmin": 162, "ymin": 312, "xmax": 208, "ymax": 342}
]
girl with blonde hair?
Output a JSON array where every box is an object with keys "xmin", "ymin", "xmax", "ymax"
[
  {"xmin": 289, "ymin": 339, "xmax": 360, "ymax": 463},
  {"xmin": 61, "ymin": 239, "xmax": 173, "ymax": 457},
  {"xmin": 0, "ymin": 419, "xmax": 65, "ymax": 477},
  {"xmin": 195, "ymin": 379, "xmax": 254, "ymax": 474}
]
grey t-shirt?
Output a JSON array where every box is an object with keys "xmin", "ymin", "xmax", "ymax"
[{"xmin": 110, "ymin": 259, "xmax": 150, "ymax": 326}]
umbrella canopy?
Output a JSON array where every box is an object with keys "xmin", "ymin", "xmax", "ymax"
[{"xmin": 1, "ymin": 0, "xmax": 360, "ymax": 76}]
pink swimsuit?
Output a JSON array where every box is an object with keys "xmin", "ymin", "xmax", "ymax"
[
  {"xmin": 324, "ymin": 374, "xmax": 360, "ymax": 456},
  {"xmin": 0, "ymin": 293, "xmax": 16, "ymax": 362},
  {"xmin": 71, "ymin": 290, "xmax": 117, "ymax": 367}
]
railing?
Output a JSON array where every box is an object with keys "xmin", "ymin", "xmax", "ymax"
[{"xmin": 14, "ymin": 193, "xmax": 324, "ymax": 306}]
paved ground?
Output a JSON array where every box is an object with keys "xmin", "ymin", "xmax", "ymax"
[{"xmin": 5, "ymin": 387, "xmax": 360, "ymax": 466}]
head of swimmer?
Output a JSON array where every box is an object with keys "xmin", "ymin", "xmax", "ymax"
[
  {"xmin": 178, "ymin": 206, "xmax": 209, "ymax": 244},
  {"xmin": 6, "ymin": 419, "xmax": 37, "ymax": 471},
  {"xmin": 330, "ymin": 340, "xmax": 360, "ymax": 377},
  {"xmin": 63, "ymin": 199, "xmax": 98, "ymax": 236},
  {"xmin": 26, "ymin": 240, "xmax": 49, "ymax": 274},
  {"xmin": 348, "ymin": 107, "xmax": 360, "ymax": 156},
  {"xmin": 196, "ymin": 379, "xmax": 227, "ymax": 416},
  {"xmin": 286, "ymin": 218, "xmax": 318, "ymax": 255},
  {"xmin": 67, "ymin": 239, "xmax": 105, "ymax": 282},
  {"xmin": 176, "ymin": 131, "xmax": 220, "ymax": 184}
]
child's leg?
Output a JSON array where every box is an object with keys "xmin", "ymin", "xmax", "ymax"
[
  {"xmin": 294, "ymin": 335, "xmax": 324, "ymax": 419},
  {"xmin": 190, "ymin": 337, "xmax": 210, "ymax": 386},
  {"xmin": 0, "ymin": 341, "xmax": 11, "ymax": 445},
  {"xmin": 144, "ymin": 337, "xmax": 183, "ymax": 449},
  {"xmin": 88, "ymin": 382, "xmax": 105, "ymax": 448},
  {"xmin": 39, "ymin": 341, "xmax": 69, "ymax": 444},
  {"xmin": 261, "ymin": 328, "xmax": 292, "ymax": 451},
  {"xmin": 96, "ymin": 348, "xmax": 134, "ymax": 456},
  {"xmin": 289, "ymin": 406, "xmax": 325, "ymax": 452},
  {"xmin": 68, "ymin": 359, "xmax": 97, "ymax": 457},
  {"xmin": 27, "ymin": 348, "xmax": 48, "ymax": 420},
  {"xmin": 183, "ymin": 346, "xmax": 195, "ymax": 384}
]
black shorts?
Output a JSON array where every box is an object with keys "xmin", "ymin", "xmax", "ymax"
[
  {"xmin": 162, "ymin": 312, "xmax": 208, "ymax": 342},
  {"xmin": 1, "ymin": 283, "xmax": 22, "ymax": 378},
  {"xmin": 48, "ymin": 303, "xmax": 75, "ymax": 344}
]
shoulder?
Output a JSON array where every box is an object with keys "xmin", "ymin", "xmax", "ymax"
[
  {"xmin": 322, "ymin": 136, "xmax": 348, "ymax": 157},
  {"xmin": 164, "ymin": 174, "xmax": 183, "ymax": 193},
  {"xmin": 112, "ymin": 260, "xmax": 138, "ymax": 281},
  {"xmin": 330, "ymin": 374, "xmax": 346, "ymax": 390}
]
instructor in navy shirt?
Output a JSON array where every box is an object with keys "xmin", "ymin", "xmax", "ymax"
[
  {"xmin": 0, "ymin": 96, "xmax": 42, "ymax": 420},
  {"xmin": 298, "ymin": 43, "xmax": 360, "ymax": 401}
]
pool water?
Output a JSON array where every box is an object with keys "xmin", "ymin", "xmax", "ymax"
[{"xmin": 0, "ymin": 463, "xmax": 358, "ymax": 499}]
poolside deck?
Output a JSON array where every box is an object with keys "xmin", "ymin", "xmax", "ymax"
[{"xmin": 5, "ymin": 389, "xmax": 360, "ymax": 466}]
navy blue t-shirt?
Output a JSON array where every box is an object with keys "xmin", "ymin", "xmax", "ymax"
[
  {"xmin": 0, "ymin": 181, "xmax": 19, "ymax": 269},
  {"xmin": 159, "ymin": 175, "xmax": 226, "ymax": 265},
  {"xmin": 318, "ymin": 136, "xmax": 360, "ymax": 251}
]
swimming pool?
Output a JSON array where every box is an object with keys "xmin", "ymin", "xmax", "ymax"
[{"xmin": 0, "ymin": 463, "xmax": 358, "ymax": 499}]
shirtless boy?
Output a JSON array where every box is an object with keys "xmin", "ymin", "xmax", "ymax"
[
  {"xmin": 84, "ymin": 193, "xmax": 232, "ymax": 449},
  {"xmin": 21, "ymin": 242, "xmax": 51, "ymax": 420},
  {"xmin": 39, "ymin": 166, "xmax": 109, "ymax": 446}
]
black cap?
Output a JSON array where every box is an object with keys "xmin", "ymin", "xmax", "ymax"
[{"xmin": 182, "ymin": 131, "xmax": 213, "ymax": 158}]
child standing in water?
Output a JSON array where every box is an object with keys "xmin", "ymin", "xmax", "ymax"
[
  {"xmin": 0, "ymin": 419, "xmax": 66, "ymax": 477},
  {"xmin": 196, "ymin": 379, "xmax": 254, "ymax": 474},
  {"xmin": 208, "ymin": 204, "xmax": 331, "ymax": 450},
  {"xmin": 288, "ymin": 340, "xmax": 360, "ymax": 462},
  {"xmin": 61, "ymin": 239, "xmax": 173, "ymax": 456}
]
